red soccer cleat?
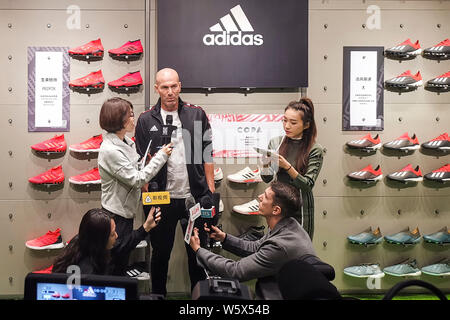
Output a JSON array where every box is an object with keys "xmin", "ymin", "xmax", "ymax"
[
  {"xmin": 69, "ymin": 70, "xmax": 105, "ymax": 94},
  {"xmin": 421, "ymin": 133, "xmax": 450, "ymax": 151},
  {"xmin": 69, "ymin": 134, "xmax": 102, "ymax": 153},
  {"xmin": 424, "ymin": 164, "xmax": 450, "ymax": 183},
  {"xmin": 347, "ymin": 164, "xmax": 383, "ymax": 182},
  {"xmin": 346, "ymin": 133, "xmax": 381, "ymax": 151},
  {"xmin": 69, "ymin": 38, "xmax": 104, "ymax": 61},
  {"xmin": 383, "ymin": 132, "xmax": 420, "ymax": 151},
  {"xmin": 108, "ymin": 39, "xmax": 143, "ymax": 60},
  {"xmin": 385, "ymin": 39, "xmax": 422, "ymax": 60},
  {"xmin": 108, "ymin": 71, "xmax": 143, "ymax": 94},
  {"xmin": 423, "ymin": 38, "xmax": 450, "ymax": 60},
  {"xmin": 69, "ymin": 167, "xmax": 101, "ymax": 185},
  {"xmin": 387, "ymin": 164, "xmax": 423, "ymax": 182},
  {"xmin": 29, "ymin": 166, "xmax": 65, "ymax": 185},
  {"xmin": 385, "ymin": 70, "xmax": 423, "ymax": 92},
  {"xmin": 26, "ymin": 228, "xmax": 65, "ymax": 250},
  {"xmin": 31, "ymin": 134, "xmax": 67, "ymax": 153}
]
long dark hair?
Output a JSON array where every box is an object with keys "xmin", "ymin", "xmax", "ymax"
[
  {"xmin": 53, "ymin": 208, "xmax": 112, "ymax": 274},
  {"xmin": 278, "ymin": 98, "xmax": 317, "ymax": 175}
]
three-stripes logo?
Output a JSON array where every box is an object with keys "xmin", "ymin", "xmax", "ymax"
[{"xmin": 203, "ymin": 5, "xmax": 263, "ymax": 46}]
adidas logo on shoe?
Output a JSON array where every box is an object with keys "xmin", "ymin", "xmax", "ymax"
[
  {"xmin": 203, "ymin": 5, "xmax": 263, "ymax": 46},
  {"xmin": 232, "ymin": 199, "xmax": 260, "ymax": 215},
  {"xmin": 69, "ymin": 167, "xmax": 101, "ymax": 185},
  {"xmin": 227, "ymin": 166, "xmax": 262, "ymax": 183}
]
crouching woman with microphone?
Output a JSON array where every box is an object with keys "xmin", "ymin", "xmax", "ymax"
[{"xmin": 97, "ymin": 97, "xmax": 173, "ymax": 276}]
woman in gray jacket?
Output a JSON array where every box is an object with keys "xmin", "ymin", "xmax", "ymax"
[{"xmin": 98, "ymin": 97, "xmax": 172, "ymax": 275}]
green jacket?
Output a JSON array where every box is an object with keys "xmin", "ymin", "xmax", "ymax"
[{"xmin": 268, "ymin": 135, "xmax": 324, "ymax": 239}]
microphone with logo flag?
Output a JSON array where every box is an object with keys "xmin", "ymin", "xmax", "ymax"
[{"xmin": 184, "ymin": 195, "xmax": 201, "ymax": 245}]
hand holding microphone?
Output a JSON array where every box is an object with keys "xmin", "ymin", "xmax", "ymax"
[
  {"xmin": 143, "ymin": 206, "xmax": 161, "ymax": 232},
  {"xmin": 204, "ymin": 224, "xmax": 226, "ymax": 242}
]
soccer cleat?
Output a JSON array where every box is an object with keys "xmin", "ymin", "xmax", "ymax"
[
  {"xmin": 125, "ymin": 262, "xmax": 150, "ymax": 281},
  {"xmin": 346, "ymin": 133, "xmax": 381, "ymax": 151},
  {"xmin": 421, "ymin": 258, "xmax": 450, "ymax": 276},
  {"xmin": 30, "ymin": 134, "xmax": 67, "ymax": 154},
  {"xmin": 69, "ymin": 134, "xmax": 103, "ymax": 153},
  {"xmin": 232, "ymin": 199, "xmax": 260, "ymax": 215},
  {"xmin": 69, "ymin": 167, "xmax": 101, "ymax": 185},
  {"xmin": 422, "ymin": 39, "xmax": 450, "ymax": 60},
  {"xmin": 69, "ymin": 70, "xmax": 105, "ymax": 94},
  {"xmin": 425, "ymin": 71, "xmax": 450, "ymax": 93},
  {"xmin": 384, "ymin": 227, "xmax": 421, "ymax": 245},
  {"xmin": 383, "ymin": 132, "xmax": 419, "ymax": 151},
  {"xmin": 343, "ymin": 263, "xmax": 385, "ymax": 278},
  {"xmin": 69, "ymin": 38, "xmax": 104, "ymax": 61},
  {"xmin": 214, "ymin": 167, "xmax": 223, "ymax": 182},
  {"xmin": 136, "ymin": 240, "xmax": 148, "ymax": 249},
  {"xmin": 423, "ymin": 227, "xmax": 450, "ymax": 245},
  {"xmin": 424, "ymin": 164, "xmax": 450, "ymax": 183},
  {"xmin": 29, "ymin": 165, "xmax": 64, "ymax": 185},
  {"xmin": 421, "ymin": 133, "xmax": 450, "ymax": 151},
  {"xmin": 108, "ymin": 39, "xmax": 143, "ymax": 61},
  {"xmin": 227, "ymin": 167, "xmax": 263, "ymax": 183},
  {"xmin": 383, "ymin": 259, "xmax": 421, "ymax": 277},
  {"xmin": 387, "ymin": 164, "xmax": 423, "ymax": 182},
  {"xmin": 26, "ymin": 228, "xmax": 65, "ymax": 250},
  {"xmin": 108, "ymin": 71, "xmax": 142, "ymax": 94},
  {"xmin": 385, "ymin": 70, "xmax": 423, "ymax": 92},
  {"xmin": 347, "ymin": 164, "xmax": 382, "ymax": 182},
  {"xmin": 219, "ymin": 199, "xmax": 224, "ymax": 213},
  {"xmin": 347, "ymin": 227, "xmax": 383, "ymax": 246},
  {"xmin": 384, "ymin": 39, "xmax": 422, "ymax": 60}
]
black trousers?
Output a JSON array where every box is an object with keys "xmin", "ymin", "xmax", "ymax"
[
  {"xmin": 108, "ymin": 212, "xmax": 133, "ymax": 276},
  {"xmin": 147, "ymin": 199, "xmax": 208, "ymax": 296}
]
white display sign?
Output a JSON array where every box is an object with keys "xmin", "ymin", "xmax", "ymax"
[
  {"xmin": 35, "ymin": 51, "xmax": 64, "ymax": 127},
  {"xmin": 207, "ymin": 114, "xmax": 284, "ymax": 157},
  {"xmin": 349, "ymin": 51, "xmax": 378, "ymax": 127}
]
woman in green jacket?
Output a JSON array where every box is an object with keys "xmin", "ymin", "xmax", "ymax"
[{"xmin": 266, "ymin": 98, "xmax": 323, "ymax": 240}]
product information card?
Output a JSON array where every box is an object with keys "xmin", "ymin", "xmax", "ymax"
[
  {"xmin": 342, "ymin": 46, "xmax": 384, "ymax": 131},
  {"xmin": 28, "ymin": 47, "xmax": 70, "ymax": 132}
]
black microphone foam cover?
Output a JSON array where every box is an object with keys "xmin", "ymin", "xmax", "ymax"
[
  {"xmin": 166, "ymin": 114, "xmax": 173, "ymax": 125},
  {"xmin": 200, "ymin": 195, "xmax": 213, "ymax": 209},
  {"xmin": 185, "ymin": 195, "xmax": 196, "ymax": 211}
]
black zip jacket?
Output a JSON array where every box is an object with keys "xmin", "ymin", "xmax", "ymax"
[{"xmin": 135, "ymin": 98, "xmax": 213, "ymax": 201}]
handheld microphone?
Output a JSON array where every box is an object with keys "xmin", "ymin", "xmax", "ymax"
[
  {"xmin": 200, "ymin": 195, "xmax": 215, "ymax": 219},
  {"xmin": 185, "ymin": 195, "xmax": 196, "ymax": 211},
  {"xmin": 161, "ymin": 115, "xmax": 177, "ymax": 146}
]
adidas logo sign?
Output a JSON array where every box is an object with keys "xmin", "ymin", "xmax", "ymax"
[{"xmin": 203, "ymin": 5, "xmax": 263, "ymax": 46}]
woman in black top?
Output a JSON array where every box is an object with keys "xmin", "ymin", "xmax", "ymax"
[{"xmin": 53, "ymin": 207, "xmax": 160, "ymax": 275}]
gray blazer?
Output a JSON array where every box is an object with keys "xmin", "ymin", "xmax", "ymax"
[
  {"xmin": 196, "ymin": 217, "xmax": 316, "ymax": 300},
  {"xmin": 98, "ymin": 132, "xmax": 168, "ymax": 219}
]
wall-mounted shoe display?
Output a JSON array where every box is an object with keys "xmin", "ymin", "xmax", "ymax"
[
  {"xmin": 347, "ymin": 227, "xmax": 383, "ymax": 246},
  {"xmin": 227, "ymin": 167, "xmax": 262, "ymax": 183},
  {"xmin": 347, "ymin": 164, "xmax": 382, "ymax": 182},
  {"xmin": 387, "ymin": 164, "xmax": 423, "ymax": 183},
  {"xmin": 423, "ymin": 227, "xmax": 449, "ymax": 245},
  {"xmin": 30, "ymin": 134, "xmax": 66, "ymax": 154},
  {"xmin": 69, "ymin": 38, "xmax": 104, "ymax": 61},
  {"xmin": 424, "ymin": 164, "xmax": 450, "ymax": 183},
  {"xmin": 69, "ymin": 70, "xmax": 105, "ymax": 94},
  {"xmin": 343, "ymin": 263, "xmax": 385, "ymax": 278},
  {"xmin": 421, "ymin": 258, "xmax": 450, "ymax": 276},
  {"xmin": 25, "ymin": 228, "xmax": 65, "ymax": 250},
  {"xmin": 425, "ymin": 71, "xmax": 450, "ymax": 93},
  {"xmin": 69, "ymin": 167, "xmax": 101, "ymax": 185},
  {"xmin": 69, "ymin": 134, "xmax": 103, "ymax": 153},
  {"xmin": 384, "ymin": 227, "xmax": 421, "ymax": 245},
  {"xmin": 232, "ymin": 199, "xmax": 260, "ymax": 215},
  {"xmin": 422, "ymin": 38, "xmax": 450, "ymax": 60},
  {"xmin": 28, "ymin": 166, "xmax": 65, "ymax": 185},
  {"xmin": 108, "ymin": 39, "xmax": 143, "ymax": 61},
  {"xmin": 421, "ymin": 133, "xmax": 450, "ymax": 152},
  {"xmin": 383, "ymin": 133, "xmax": 419, "ymax": 151},
  {"xmin": 385, "ymin": 70, "xmax": 422, "ymax": 93},
  {"xmin": 383, "ymin": 259, "xmax": 421, "ymax": 277},
  {"xmin": 346, "ymin": 133, "xmax": 381, "ymax": 152},
  {"xmin": 108, "ymin": 71, "xmax": 143, "ymax": 94},
  {"xmin": 384, "ymin": 39, "xmax": 422, "ymax": 60}
]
